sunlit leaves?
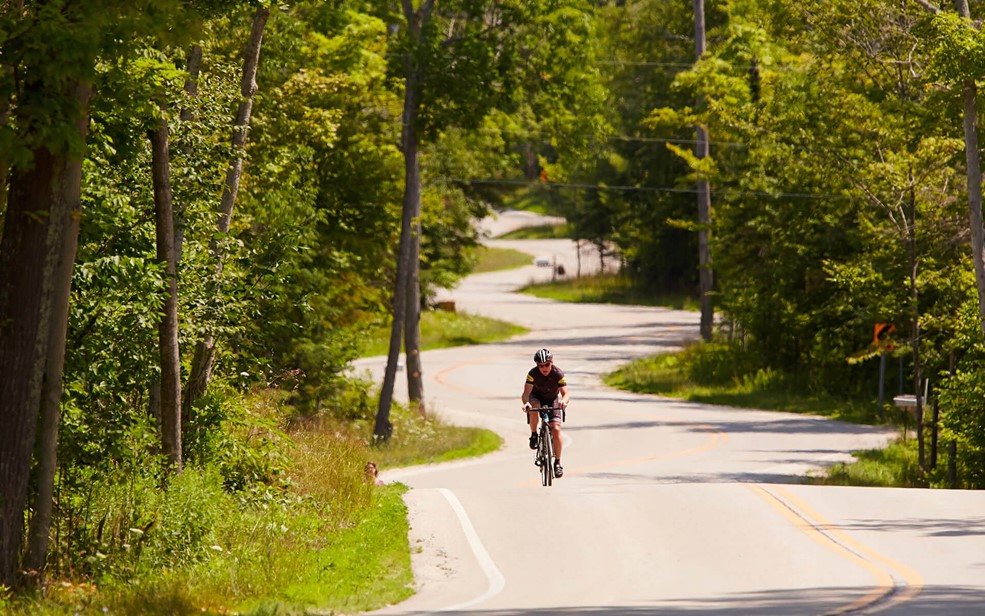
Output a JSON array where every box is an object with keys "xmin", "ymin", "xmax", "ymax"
[{"xmin": 925, "ymin": 11, "xmax": 985, "ymax": 86}]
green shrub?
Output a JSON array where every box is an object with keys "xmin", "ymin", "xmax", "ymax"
[
  {"xmin": 937, "ymin": 367, "xmax": 985, "ymax": 489},
  {"xmin": 185, "ymin": 389, "xmax": 294, "ymax": 491}
]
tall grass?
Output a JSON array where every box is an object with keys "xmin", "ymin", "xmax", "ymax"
[
  {"xmin": 9, "ymin": 389, "xmax": 500, "ymax": 615},
  {"xmin": 364, "ymin": 403, "xmax": 504, "ymax": 468},
  {"xmin": 809, "ymin": 440, "xmax": 927, "ymax": 487}
]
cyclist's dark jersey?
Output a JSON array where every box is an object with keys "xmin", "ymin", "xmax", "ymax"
[{"xmin": 525, "ymin": 365, "xmax": 566, "ymax": 403}]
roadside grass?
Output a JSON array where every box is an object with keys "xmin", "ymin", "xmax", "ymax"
[
  {"xmin": 496, "ymin": 223, "xmax": 572, "ymax": 240},
  {"xmin": 522, "ymin": 273, "xmax": 700, "ymax": 310},
  {"xmin": 472, "ymin": 245, "xmax": 533, "ymax": 273},
  {"xmin": 6, "ymin": 395, "xmax": 500, "ymax": 616},
  {"xmin": 365, "ymin": 402, "xmax": 504, "ymax": 469},
  {"xmin": 604, "ymin": 345, "xmax": 880, "ymax": 425},
  {"xmin": 233, "ymin": 484, "xmax": 414, "ymax": 616},
  {"xmin": 359, "ymin": 310, "xmax": 527, "ymax": 357},
  {"xmin": 807, "ymin": 439, "xmax": 929, "ymax": 488}
]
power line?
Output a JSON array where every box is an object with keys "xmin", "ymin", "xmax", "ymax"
[
  {"xmin": 609, "ymin": 135, "xmax": 748, "ymax": 147},
  {"xmin": 470, "ymin": 126, "xmax": 749, "ymax": 148},
  {"xmin": 438, "ymin": 177, "xmax": 850, "ymax": 200},
  {"xmin": 596, "ymin": 60, "xmax": 695, "ymax": 68}
]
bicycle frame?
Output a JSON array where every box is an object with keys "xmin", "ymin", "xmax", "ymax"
[{"xmin": 528, "ymin": 406, "xmax": 563, "ymax": 487}]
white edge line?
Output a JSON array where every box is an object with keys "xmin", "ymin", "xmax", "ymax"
[{"xmin": 433, "ymin": 488, "xmax": 506, "ymax": 613}]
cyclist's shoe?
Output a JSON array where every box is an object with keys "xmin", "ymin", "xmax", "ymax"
[
  {"xmin": 528, "ymin": 433, "xmax": 538, "ymax": 449},
  {"xmin": 553, "ymin": 460, "xmax": 564, "ymax": 478}
]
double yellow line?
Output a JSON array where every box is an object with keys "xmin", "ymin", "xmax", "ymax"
[{"xmin": 750, "ymin": 485, "xmax": 923, "ymax": 614}]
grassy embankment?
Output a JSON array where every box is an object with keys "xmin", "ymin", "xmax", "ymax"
[{"xmin": 520, "ymin": 274, "xmax": 699, "ymax": 310}]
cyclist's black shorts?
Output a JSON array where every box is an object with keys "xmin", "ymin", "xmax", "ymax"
[{"xmin": 529, "ymin": 395, "xmax": 564, "ymax": 423}]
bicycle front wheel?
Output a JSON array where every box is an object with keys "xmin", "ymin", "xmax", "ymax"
[{"xmin": 541, "ymin": 427, "xmax": 553, "ymax": 487}]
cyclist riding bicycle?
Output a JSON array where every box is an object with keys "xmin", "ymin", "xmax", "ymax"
[{"xmin": 521, "ymin": 348, "xmax": 569, "ymax": 478}]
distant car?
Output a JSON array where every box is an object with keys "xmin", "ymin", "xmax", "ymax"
[{"xmin": 534, "ymin": 256, "xmax": 552, "ymax": 267}]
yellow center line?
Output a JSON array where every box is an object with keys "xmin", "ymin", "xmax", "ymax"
[
  {"xmin": 770, "ymin": 486, "xmax": 924, "ymax": 613},
  {"xmin": 749, "ymin": 485, "xmax": 923, "ymax": 615}
]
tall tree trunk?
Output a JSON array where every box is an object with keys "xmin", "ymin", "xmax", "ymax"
[
  {"xmin": 960, "ymin": 78, "xmax": 985, "ymax": 336},
  {"xmin": 376, "ymin": 0, "xmax": 435, "ymax": 441},
  {"xmin": 906, "ymin": 175, "xmax": 925, "ymax": 469},
  {"xmin": 405, "ymin": 213, "xmax": 425, "ymax": 416},
  {"xmin": 183, "ymin": 8, "xmax": 269, "ymax": 415},
  {"xmin": 0, "ymin": 75, "xmax": 89, "ymax": 585},
  {"xmin": 23, "ymin": 82, "xmax": 92, "ymax": 582},
  {"xmin": 175, "ymin": 43, "xmax": 203, "ymax": 261},
  {"xmin": 694, "ymin": 0, "xmax": 714, "ymax": 341},
  {"xmin": 150, "ymin": 112, "xmax": 183, "ymax": 473},
  {"xmin": 376, "ymin": 76, "xmax": 419, "ymax": 442}
]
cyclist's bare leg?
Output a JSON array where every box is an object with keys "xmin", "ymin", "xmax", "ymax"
[{"xmin": 528, "ymin": 400, "xmax": 542, "ymax": 433}]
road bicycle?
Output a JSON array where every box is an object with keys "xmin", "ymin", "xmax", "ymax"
[{"xmin": 527, "ymin": 406, "xmax": 563, "ymax": 487}]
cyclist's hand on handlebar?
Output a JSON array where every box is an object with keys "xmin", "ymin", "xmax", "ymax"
[{"xmin": 522, "ymin": 402, "xmax": 532, "ymax": 412}]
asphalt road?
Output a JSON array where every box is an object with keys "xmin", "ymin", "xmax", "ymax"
[{"xmin": 357, "ymin": 211, "xmax": 985, "ymax": 616}]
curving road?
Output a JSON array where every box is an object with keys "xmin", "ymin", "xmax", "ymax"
[{"xmin": 357, "ymin": 211, "xmax": 985, "ymax": 616}]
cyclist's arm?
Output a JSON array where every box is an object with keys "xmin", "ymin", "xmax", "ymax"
[
  {"xmin": 521, "ymin": 382, "xmax": 534, "ymax": 406},
  {"xmin": 558, "ymin": 384, "xmax": 570, "ymax": 408}
]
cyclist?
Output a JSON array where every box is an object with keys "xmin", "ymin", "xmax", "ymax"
[{"xmin": 521, "ymin": 348, "xmax": 569, "ymax": 478}]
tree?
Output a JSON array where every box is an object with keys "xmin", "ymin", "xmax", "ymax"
[
  {"xmin": 374, "ymin": 0, "xmax": 606, "ymax": 440},
  {"xmin": 694, "ymin": 0, "xmax": 714, "ymax": 341},
  {"xmin": 150, "ymin": 110, "xmax": 183, "ymax": 472},
  {"xmin": 184, "ymin": 5, "xmax": 271, "ymax": 415},
  {"xmin": 0, "ymin": 0, "xmax": 207, "ymax": 584},
  {"xmin": 911, "ymin": 0, "xmax": 985, "ymax": 340}
]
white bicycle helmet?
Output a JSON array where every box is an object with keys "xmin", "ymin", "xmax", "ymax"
[{"xmin": 533, "ymin": 348, "xmax": 553, "ymax": 364}]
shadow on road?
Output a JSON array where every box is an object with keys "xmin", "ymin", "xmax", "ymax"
[{"xmin": 392, "ymin": 584, "xmax": 985, "ymax": 615}]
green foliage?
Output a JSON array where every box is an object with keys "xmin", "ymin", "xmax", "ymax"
[
  {"xmin": 15, "ymin": 0, "xmax": 985, "ymax": 608},
  {"xmin": 233, "ymin": 486, "xmax": 413, "ymax": 616},
  {"xmin": 812, "ymin": 440, "xmax": 928, "ymax": 488},
  {"xmin": 224, "ymin": 2, "xmax": 403, "ymax": 412},
  {"xmin": 185, "ymin": 390, "xmax": 294, "ymax": 491},
  {"xmin": 936, "ymin": 360, "xmax": 985, "ymax": 489},
  {"xmin": 53, "ymin": 460, "xmax": 231, "ymax": 580},
  {"xmin": 925, "ymin": 11, "xmax": 985, "ymax": 86}
]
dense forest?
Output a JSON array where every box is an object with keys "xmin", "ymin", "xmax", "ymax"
[{"xmin": 2, "ymin": 0, "xmax": 985, "ymax": 606}]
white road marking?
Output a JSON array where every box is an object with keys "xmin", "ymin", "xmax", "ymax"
[{"xmin": 431, "ymin": 488, "xmax": 505, "ymax": 613}]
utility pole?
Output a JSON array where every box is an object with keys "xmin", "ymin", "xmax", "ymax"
[{"xmin": 694, "ymin": 0, "xmax": 714, "ymax": 341}]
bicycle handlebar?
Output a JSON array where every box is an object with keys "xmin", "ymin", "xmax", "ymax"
[{"xmin": 524, "ymin": 405, "xmax": 566, "ymax": 422}]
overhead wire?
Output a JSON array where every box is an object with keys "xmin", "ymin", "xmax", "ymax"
[{"xmin": 437, "ymin": 177, "xmax": 851, "ymax": 201}]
